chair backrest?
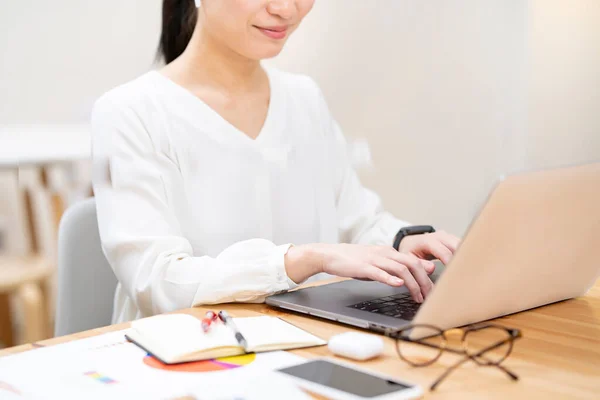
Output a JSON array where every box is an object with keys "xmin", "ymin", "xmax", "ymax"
[{"xmin": 55, "ymin": 197, "xmax": 117, "ymax": 337}]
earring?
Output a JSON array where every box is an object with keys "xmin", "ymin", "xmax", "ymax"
[{"xmin": 194, "ymin": 0, "xmax": 201, "ymax": 7}]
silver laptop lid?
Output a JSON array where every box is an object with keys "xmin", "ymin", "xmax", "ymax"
[{"xmin": 412, "ymin": 162, "xmax": 600, "ymax": 330}]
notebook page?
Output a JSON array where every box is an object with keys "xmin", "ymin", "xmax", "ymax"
[
  {"xmin": 131, "ymin": 314, "xmax": 238, "ymax": 357},
  {"xmin": 235, "ymin": 317, "xmax": 325, "ymax": 349}
]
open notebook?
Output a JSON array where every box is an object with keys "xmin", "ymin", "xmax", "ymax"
[{"xmin": 125, "ymin": 314, "xmax": 327, "ymax": 364}]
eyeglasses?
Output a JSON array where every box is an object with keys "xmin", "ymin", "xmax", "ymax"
[{"xmin": 390, "ymin": 323, "xmax": 522, "ymax": 391}]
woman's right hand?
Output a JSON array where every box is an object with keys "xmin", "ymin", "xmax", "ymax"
[{"xmin": 284, "ymin": 243, "xmax": 436, "ymax": 303}]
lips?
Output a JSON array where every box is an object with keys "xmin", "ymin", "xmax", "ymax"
[{"xmin": 255, "ymin": 26, "xmax": 288, "ymax": 40}]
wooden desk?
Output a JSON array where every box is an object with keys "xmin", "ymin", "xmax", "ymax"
[{"xmin": 1, "ymin": 280, "xmax": 599, "ymax": 399}]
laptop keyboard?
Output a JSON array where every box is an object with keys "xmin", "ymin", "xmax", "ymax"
[{"xmin": 348, "ymin": 293, "xmax": 421, "ymax": 320}]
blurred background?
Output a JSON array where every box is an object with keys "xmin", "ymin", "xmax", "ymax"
[{"xmin": 0, "ymin": 0, "xmax": 598, "ymax": 347}]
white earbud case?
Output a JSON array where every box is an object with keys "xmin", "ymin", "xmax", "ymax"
[{"xmin": 328, "ymin": 332, "xmax": 384, "ymax": 361}]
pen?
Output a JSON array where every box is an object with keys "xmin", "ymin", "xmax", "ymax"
[
  {"xmin": 201, "ymin": 311, "xmax": 218, "ymax": 332},
  {"xmin": 218, "ymin": 310, "xmax": 248, "ymax": 351}
]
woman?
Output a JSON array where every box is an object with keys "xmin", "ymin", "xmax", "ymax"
[{"xmin": 92, "ymin": 0, "xmax": 460, "ymax": 324}]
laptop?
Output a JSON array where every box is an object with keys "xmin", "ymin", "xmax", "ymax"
[{"xmin": 266, "ymin": 163, "xmax": 600, "ymax": 334}]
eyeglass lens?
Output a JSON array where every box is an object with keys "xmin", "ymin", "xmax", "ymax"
[
  {"xmin": 464, "ymin": 326, "xmax": 513, "ymax": 365},
  {"xmin": 396, "ymin": 326, "xmax": 445, "ymax": 366}
]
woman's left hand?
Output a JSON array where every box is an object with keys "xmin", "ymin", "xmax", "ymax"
[{"xmin": 398, "ymin": 230, "xmax": 461, "ymax": 270}]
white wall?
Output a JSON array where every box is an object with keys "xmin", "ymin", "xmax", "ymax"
[
  {"xmin": 1, "ymin": 0, "xmax": 598, "ymax": 237},
  {"xmin": 0, "ymin": 0, "xmax": 162, "ymax": 254},
  {"xmin": 526, "ymin": 0, "xmax": 600, "ymax": 170},
  {"xmin": 269, "ymin": 1, "xmax": 529, "ymax": 235},
  {"xmin": 0, "ymin": 0, "xmax": 162, "ymax": 123}
]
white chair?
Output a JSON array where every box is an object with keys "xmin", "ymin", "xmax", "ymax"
[{"xmin": 55, "ymin": 198, "xmax": 117, "ymax": 337}]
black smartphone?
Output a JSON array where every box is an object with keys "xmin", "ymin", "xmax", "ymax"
[{"xmin": 277, "ymin": 359, "xmax": 423, "ymax": 399}]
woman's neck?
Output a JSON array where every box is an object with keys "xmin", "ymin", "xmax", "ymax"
[{"xmin": 167, "ymin": 26, "xmax": 265, "ymax": 94}]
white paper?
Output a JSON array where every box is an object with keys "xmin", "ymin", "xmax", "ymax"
[
  {"xmin": 0, "ymin": 331, "xmax": 307, "ymax": 400},
  {"xmin": 183, "ymin": 371, "xmax": 312, "ymax": 400}
]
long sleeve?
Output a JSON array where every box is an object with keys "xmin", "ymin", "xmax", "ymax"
[
  {"xmin": 91, "ymin": 95, "xmax": 295, "ymax": 319},
  {"xmin": 312, "ymin": 82, "xmax": 411, "ymax": 245}
]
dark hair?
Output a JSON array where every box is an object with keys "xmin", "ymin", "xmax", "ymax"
[{"xmin": 158, "ymin": 0, "xmax": 198, "ymax": 64}]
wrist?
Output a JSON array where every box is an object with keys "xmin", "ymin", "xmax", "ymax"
[
  {"xmin": 284, "ymin": 244, "xmax": 323, "ymax": 284},
  {"xmin": 398, "ymin": 235, "xmax": 416, "ymax": 253},
  {"xmin": 394, "ymin": 225, "xmax": 436, "ymax": 251}
]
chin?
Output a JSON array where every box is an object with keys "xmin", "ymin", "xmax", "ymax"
[{"xmin": 246, "ymin": 43, "xmax": 287, "ymax": 61}]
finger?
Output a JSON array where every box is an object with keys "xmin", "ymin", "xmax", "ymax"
[
  {"xmin": 404, "ymin": 259, "xmax": 434, "ymax": 299},
  {"xmin": 426, "ymin": 241, "xmax": 453, "ymax": 265},
  {"xmin": 398, "ymin": 251, "xmax": 435, "ymax": 274},
  {"xmin": 374, "ymin": 257, "xmax": 424, "ymax": 303},
  {"xmin": 362, "ymin": 265, "xmax": 404, "ymax": 287},
  {"xmin": 383, "ymin": 253, "xmax": 434, "ymax": 298},
  {"xmin": 419, "ymin": 257, "xmax": 437, "ymax": 274},
  {"xmin": 384, "ymin": 248, "xmax": 429, "ymax": 271},
  {"xmin": 438, "ymin": 231, "xmax": 461, "ymax": 253},
  {"xmin": 387, "ymin": 247, "xmax": 436, "ymax": 276},
  {"xmin": 424, "ymin": 261, "xmax": 436, "ymax": 275},
  {"xmin": 388, "ymin": 243, "xmax": 436, "ymax": 273}
]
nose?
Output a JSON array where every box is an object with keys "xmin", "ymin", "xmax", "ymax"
[{"xmin": 267, "ymin": 0, "xmax": 295, "ymax": 20}]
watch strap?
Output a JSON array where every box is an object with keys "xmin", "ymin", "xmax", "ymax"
[{"xmin": 393, "ymin": 225, "xmax": 436, "ymax": 250}]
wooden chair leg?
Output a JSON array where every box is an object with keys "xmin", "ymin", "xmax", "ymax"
[
  {"xmin": 0, "ymin": 293, "xmax": 14, "ymax": 347},
  {"xmin": 16, "ymin": 283, "xmax": 48, "ymax": 344},
  {"xmin": 41, "ymin": 275, "xmax": 55, "ymax": 338}
]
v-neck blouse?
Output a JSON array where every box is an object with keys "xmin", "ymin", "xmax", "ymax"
[
  {"xmin": 149, "ymin": 69, "xmax": 282, "ymax": 146},
  {"xmin": 91, "ymin": 66, "xmax": 410, "ymax": 324}
]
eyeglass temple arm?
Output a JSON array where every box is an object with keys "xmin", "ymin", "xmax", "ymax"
[
  {"xmin": 471, "ymin": 340, "xmax": 520, "ymax": 381},
  {"xmin": 430, "ymin": 342, "xmax": 519, "ymax": 391},
  {"xmin": 430, "ymin": 356, "xmax": 469, "ymax": 391},
  {"xmin": 429, "ymin": 354, "xmax": 518, "ymax": 391},
  {"xmin": 488, "ymin": 361, "xmax": 519, "ymax": 381}
]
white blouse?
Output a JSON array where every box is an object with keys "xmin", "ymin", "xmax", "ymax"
[{"xmin": 91, "ymin": 66, "xmax": 409, "ymax": 324}]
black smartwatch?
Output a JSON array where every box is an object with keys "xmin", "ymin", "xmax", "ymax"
[{"xmin": 393, "ymin": 225, "xmax": 436, "ymax": 251}]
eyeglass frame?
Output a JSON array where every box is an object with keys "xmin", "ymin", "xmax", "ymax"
[{"xmin": 388, "ymin": 323, "xmax": 522, "ymax": 391}]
